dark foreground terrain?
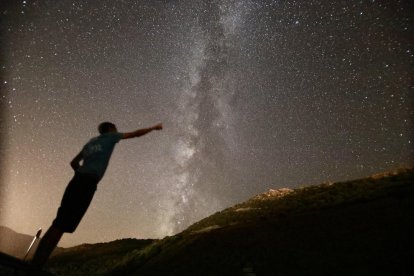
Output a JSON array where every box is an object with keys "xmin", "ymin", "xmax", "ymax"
[
  {"xmin": 105, "ymin": 169, "xmax": 413, "ymax": 276},
  {"xmin": 3, "ymin": 169, "xmax": 413, "ymax": 275}
]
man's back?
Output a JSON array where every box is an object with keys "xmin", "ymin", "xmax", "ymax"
[{"xmin": 78, "ymin": 132, "xmax": 123, "ymax": 179}]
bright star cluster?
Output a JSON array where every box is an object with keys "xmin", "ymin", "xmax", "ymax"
[{"xmin": 0, "ymin": 0, "xmax": 412, "ymax": 247}]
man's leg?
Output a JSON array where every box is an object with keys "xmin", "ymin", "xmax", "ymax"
[{"xmin": 31, "ymin": 225, "xmax": 64, "ymax": 268}]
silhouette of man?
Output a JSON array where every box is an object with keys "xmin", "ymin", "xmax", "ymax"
[{"xmin": 31, "ymin": 122, "xmax": 163, "ymax": 268}]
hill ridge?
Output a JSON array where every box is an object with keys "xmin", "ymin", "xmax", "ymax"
[
  {"xmin": 184, "ymin": 167, "xmax": 413, "ymax": 234},
  {"xmin": 107, "ymin": 167, "xmax": 412, "ymax": 275},
  {"xmin": 5, "ymin": 168, "xmax": 413, "ymax": 275}
]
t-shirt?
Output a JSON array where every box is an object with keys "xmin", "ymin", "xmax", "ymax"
[{"xmin": 77, "ymin": 132, "xmax": 123, "ymax": 180}]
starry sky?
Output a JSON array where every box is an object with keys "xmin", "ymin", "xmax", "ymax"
[{"xmin": 0, "ymin": 0, "xmax": 412, "ymax": 247}]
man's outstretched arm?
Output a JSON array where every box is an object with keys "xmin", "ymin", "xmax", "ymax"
[{"xmin": 122, "ymin": 123, "xmax": 163, "ymax": 139}]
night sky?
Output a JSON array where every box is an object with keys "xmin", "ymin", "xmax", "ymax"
[{"xmin": 0, "ymin": 0, "xmax": 412, "ymax": 247}]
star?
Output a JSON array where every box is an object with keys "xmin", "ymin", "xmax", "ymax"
[{"xmin": 0, "ymin": 0, "xmax": 412, "ymax": 247}]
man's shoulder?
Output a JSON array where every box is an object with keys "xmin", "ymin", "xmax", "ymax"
[
  {"xmin": 84, "ymin": 133, "xmax": 120, "ymax": 146},
  {"xmin": 89, "ymin": 136, "xmax": 100, "ymax": 142},
  {"xmin": 100, "ymin": 132, "xmax": 123, "ymax": 142}
]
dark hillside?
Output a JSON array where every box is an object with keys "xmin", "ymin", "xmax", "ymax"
[
  {"xmin": 48, "ymin": 239, "xmax": 154, "ymax": 275},
  {"xmin": 45, "ymin": 168, "xmax": 413, "ymax": 275},
  {"xmin": 112, "ymin": 169, "xmax": 414, "ymax": 275}
]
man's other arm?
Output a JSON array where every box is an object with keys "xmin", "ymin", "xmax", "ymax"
[
  {"xmin": 122, "ymin": 123, "xmax": 163, "ymax": 139},
  {"xmin": 70, "ymin": 151, "xmax": 83, "ymax": 171}
]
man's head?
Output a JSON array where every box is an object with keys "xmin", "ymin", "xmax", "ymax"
[{"xmin": 98, "ymin": 122, "xmax": 117, "ymax": 134}]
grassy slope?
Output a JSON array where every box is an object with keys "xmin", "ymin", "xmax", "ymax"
[
  {"xmin": 49, "ymin": 169, "xmax": 414, "ymax": 275},
  {"xmin": 47, "ymin": 239, "xmax": 154, "ymax": 275}
]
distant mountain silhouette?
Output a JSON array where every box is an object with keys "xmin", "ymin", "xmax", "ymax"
[
  {"xmin": 0, "ymin": 226, "xmax": 37, "ymax": 259},
  {"xmin": 8, "ymin": 168, "xmax": 414, "ymax": 275}
]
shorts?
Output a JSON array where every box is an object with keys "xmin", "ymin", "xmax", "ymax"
[{"xmin": 52, "ymin": 172, "xmax": 100, "ymax": 233}]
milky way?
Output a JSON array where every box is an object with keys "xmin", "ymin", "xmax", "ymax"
[
  {"xmin": 0, "ymin": 0, "xmax": 412, "ymax": 246},
  {"xmin": 158, "ymin": 1, "xmax": 252, "ymax": 235}
]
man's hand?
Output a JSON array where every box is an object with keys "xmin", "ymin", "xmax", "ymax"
[
  {"xmin": 153, "ymin": 123, "xmax": 163, "ymax": 130},
  {"xmin": 70, "ymin": 151, "xmax": 83, "ymax": 171}
]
